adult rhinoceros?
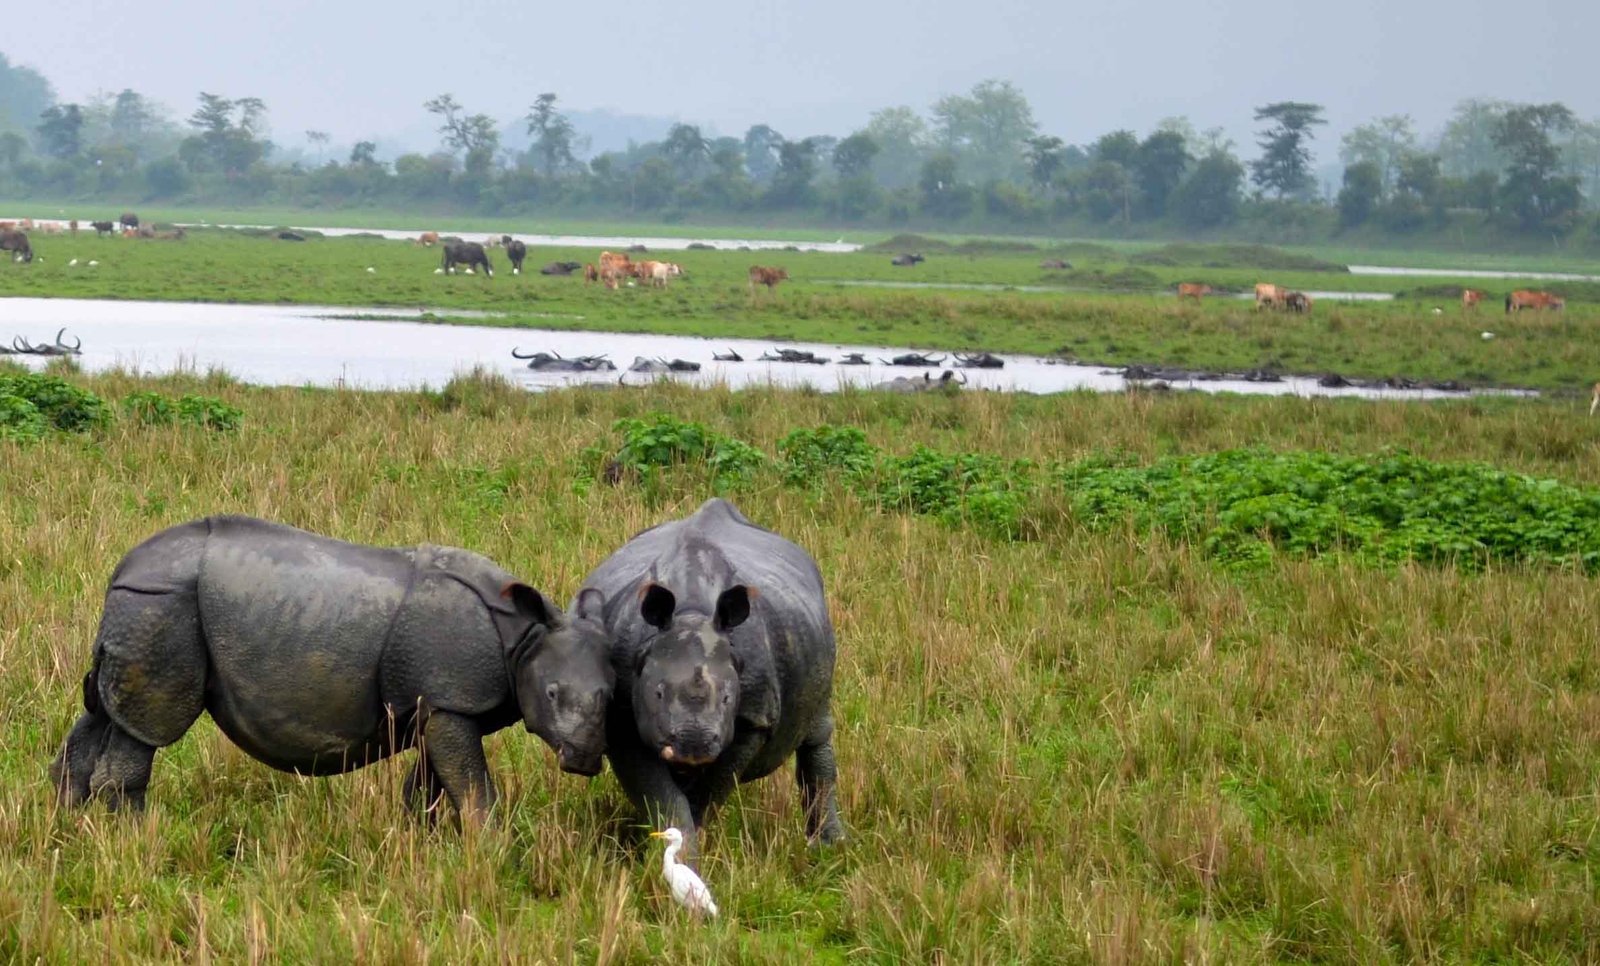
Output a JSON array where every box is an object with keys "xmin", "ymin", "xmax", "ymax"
[
  {"xmin": 51, "ymin": 516, "xmax": 613, "ymax": 822},
  {"xmin": 575, "ymin": 498, "xmax": 843, "ymax": 863}
]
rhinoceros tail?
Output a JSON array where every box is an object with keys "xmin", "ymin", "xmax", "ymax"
[{"xmin": 81, "ymin": 661, "xmax": 101, "ymax": 714}]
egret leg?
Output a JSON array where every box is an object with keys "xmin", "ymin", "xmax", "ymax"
[{"xmin": 796, "ymin": 714, "xmax": 845, "ymax": 845}]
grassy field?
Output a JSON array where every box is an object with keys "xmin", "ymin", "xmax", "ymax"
[
  {"xmin": 4, "ymin": 369, "xmax": 1600, "ymax": 961},
  {"xmin": 1, "ymin": 228, "xmax": 1599, "ymax": 392}
]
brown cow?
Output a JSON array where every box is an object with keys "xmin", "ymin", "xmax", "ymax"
[
  {"xmin": 416, "ymin": 231, "xmax": 440, "ymax": 247},
  {"xmin": 749, "ymin": 265, "xmax": 789, "ymax": 292},
  {"xmin": 1462, "ymin": 288, "xmax": 1484, "ymax": 310},
  {"xmin": 583, "ymin": 263, "xmax": 599, "ymax": 285},
  {"xmin": 1177, "ymin": 283, "xmax": 1213, "ymax": 301},
  {"xmin": 1254, "ymin": 283, "xmax": 1285, "ymax": 310},
  {"xmin": 1506, "ymin": 289, "xmax": 1565, "ymax": 313}
]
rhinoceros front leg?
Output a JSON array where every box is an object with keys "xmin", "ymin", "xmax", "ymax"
[
  {"xmin": 796, "ymin": 713, "xmax": 845, "ymax": 846},
  {"xmin": 609, "ymin": 738, "xmax": 700, "ymax": 865},
  {"xmin": 416, "ymin": 711, "xmax": 496, "ymax": 826},
  {"xmin": 685, "ymin": 728, "xmax": 767, "ymax": 830},
  {"xmin": 402, "ymin": 754, "xmax": 446, "ymax": 823}
]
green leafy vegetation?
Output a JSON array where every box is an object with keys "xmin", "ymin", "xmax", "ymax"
[{"xmin": 602, "ymin": 414, "xmax": 1600, "ymax": 570}]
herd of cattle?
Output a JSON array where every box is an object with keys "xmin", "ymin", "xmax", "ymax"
[{"xmin": 1, "ymin": 219, "xmax": 1580, "ymax": 321}]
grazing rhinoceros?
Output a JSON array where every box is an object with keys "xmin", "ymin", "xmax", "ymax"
[
  {"xmin": 575, "ymin": 498, "xmax": 843, "ymax": 864},
  {"xmin": 51, "ymin": 516, "xmax": 613, "ymax": 822}
]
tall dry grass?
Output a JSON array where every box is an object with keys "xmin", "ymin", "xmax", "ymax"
[{"xmin": 3, "ymin": 372, "xmax": 1599, "ymax": 961}]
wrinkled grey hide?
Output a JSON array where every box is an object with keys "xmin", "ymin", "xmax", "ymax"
[
  {"xmin": 51, "ymin": 516, "xmax": 613, "ymax": 822},
  {"xmin": 576, "ymin": 498, "xmax": 843, "ymax": 863}
]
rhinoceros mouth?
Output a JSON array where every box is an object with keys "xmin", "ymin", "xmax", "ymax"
[
  {"xmin": 557, "ymin": 744, "xmax": 603, "ymax": 776},
  {"xmin": 660, "ymin": 744, "xmax": 716, "ymax": 766}
]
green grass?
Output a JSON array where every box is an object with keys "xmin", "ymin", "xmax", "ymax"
[{"xmin": 5, "ymin": 371, "xmax": 1600, "ymax": 961}]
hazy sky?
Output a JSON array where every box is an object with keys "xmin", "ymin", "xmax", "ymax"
[{"xmin": 7, "ymin": 0, "xmax": 1598, "ymax": 155}]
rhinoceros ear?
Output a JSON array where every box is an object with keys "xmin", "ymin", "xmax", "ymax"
[
  {"xmin": 714, "ymin": 585, "xmax": 753, "ymax": 632},
  {"xmin": 502, "ymin": 582, "xmax": 557, "ymax": 628},
  {"xmin": 639, "ymin": 583, "xmax": 676, "ymax": 630},
  {"xmin": 574, "ymin": 587, "xmax": 605, "ymax": 623}
]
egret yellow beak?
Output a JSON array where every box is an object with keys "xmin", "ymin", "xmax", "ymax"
[{"xmin": 649, "ymin": 831, "xmax": 667, "ymax": 839}]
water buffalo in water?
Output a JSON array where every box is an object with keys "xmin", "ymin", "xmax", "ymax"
[
  {"xmin": 540, "ymin": 261, "xmax": 584, "ymax": 276},
  {"xmin": 50, "ymin": 516, "xmax": 614, "ymax": 820},
  {"xmin": 881, "ymin": 352, "xmax": 945, "ymax": 367},
  {"xmin": 503, "ymin": 237, "xmax": 528, "ymax": 274},
  {"xmin": 838, "ymin": 353, "xmax": 870, "ymax": 365},
  {"xmin": 712, "ymin": 349, "xmax": 744, "ymax": 362},
  {"xmin": 874, "ymin": 370, "xmax": 965, "ymax": 393},
  {"xmin": 890, "ymin": 253, "xmax": 925, "ymax": 267},
  {"xmin": 954, "ymin": 352, "xmax": 1004, "ymax": 369},
  {"xmin": 442, "ymin": 241, "xmax": 493, "ymax": 277},
  {"xmin": 628, "ymin": 356, "xmax": 701, "ymax": 374},
  {"xmin": 575, "ymin": 498, "xmax": 843, "ymax": 864},
  {"xmin": 1, "ymin": 229, "xmax": 33, "ymax": 263},
  {"xmin": 758, "ymin": 348, "xmax": 829, "ymax": 365},
  {"xmin": 511, "ymin": 349, "xmax": 616, "ymax": 372},
  {"xmin": 13, "ymin": 327, "xmax": 81, "ymax": 355}
]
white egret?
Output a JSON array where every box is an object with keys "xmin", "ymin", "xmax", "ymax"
[
  {"xmin": 650, "ymin": 828, "xmax": 718, "ymax": 918},
  {"xmin": 365, "ymin": 266, "xmax": 376, "ymax": 273}
]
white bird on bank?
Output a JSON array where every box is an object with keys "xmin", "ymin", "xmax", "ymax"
[
  {"xmin": 87, "ymin": 260, "xmax": 98, "ymax": 267},
  {"xmin": 68, "ymin": 258, "xmax": 78, "ymax": 266},
  {"xmin": 365, "ymin": 266, "xmax": 376, "ymax": 273},
  {"xmin": 650, "ymin": 828, "xmax": 718, "ymax": 918},
  {"xmin": 1482, "ymin": 331, "xmax": 1496, "ymax": 341}
]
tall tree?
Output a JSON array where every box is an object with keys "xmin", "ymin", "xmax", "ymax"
[
  {"xmin": 662, "ymin": 123, "xmax": 711, "ymax": 179},
  {"xmin": 1339, "ymin": 115, "xmax": 1416, "ymax": 191},
  {"xmin": 524, "ymin": 93, "xmax": 577, "ymax": 176},
  {"xmin": 1135, "ymin": 130, "xmax": 1191, "ymax": 216},
  {"xmin": 742, "ymin": 124, "xmax": 783, "ymax": 184},
  {"xmin": 181, "ymin": 92, "xmax": 268, "ymax": 174},
  {"xmin": 424, "ymin": 93, "xmax": 499, "ymax": 175},
  {"xmin": 767, "ymin": 137, "xmax": 820, "ymax": 207},
  {"xmin": 348, "ymin": 141, "xmax": 378, "ymax": 166},
  {"xmin": 1249, "ymin": 101, "xmax": 1325, "ymax": 198},
  {"xmin": 1493, "ymin": 103, "xmax": 1582, "ymax": 230},
  {"xmin": 35, "ymin": 104, "xmax": 83, "ymax": 160},
  {"xmin": 0, "ymin": 53, "xmax": 54, "ymax": 135},
  {"xmin": 1171, "ymin": 150, "xmax": 1245, "ymax": 227},
  {"xmin": 305, "ymin": 130, "xmax": 330, "ymax": 163},
  {"xmin": 1437, "ymin": 99, "xmax": 1510, "ymax": 178},
  {"xmin": 107, "ymin": 89, "xmax": 157, "ymax": 148},
  {"xmin": 930, "ymin": 79, "xmax": 1037, "ymax": 182},
  {"xmin": 864, "ymin": 106, "xmax": 928, "ymax": 189},
  {"xmin": 832, "ymin": 131, "xmax": 880, "ymax": 179},
  {"xmin": 1023, "ymin": 135, "xmax": 1066, "ymax": 193},
  {"xmin": 1337, "ymin": 160, "xmax": 1382, "ymax": 227}
]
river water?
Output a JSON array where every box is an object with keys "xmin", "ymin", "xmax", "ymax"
[{"xmin": 0, "ymin": 297, "xmax": 1529, "ymax": 401}]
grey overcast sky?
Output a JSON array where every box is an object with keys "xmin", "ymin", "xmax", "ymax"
[{"xmin": 6, "ymin": 0, "xmax": 1598, "ymax": 153}]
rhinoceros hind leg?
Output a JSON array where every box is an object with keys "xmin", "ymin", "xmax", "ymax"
[
  {"xmin": 87, "ymin": 724, "xmax": 157, "ymax": 811},
  {"xmin": 796, "ymin": 714, "xmax": 845, "ymax": 846},
  {"xmin": 51, "ymin": 707, "xmax": 112, "ymax": 806}
]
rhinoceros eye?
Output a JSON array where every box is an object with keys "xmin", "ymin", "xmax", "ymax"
[
  {"xmin": 655, "ymin": 683, "xmax": 665, "ymax": 702},
  {"xmin": 546, "ymin": 683, "xmax": 560, "ymax": 703}
]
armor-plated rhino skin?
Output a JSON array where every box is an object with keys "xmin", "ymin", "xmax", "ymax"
[
  {"xmin": 576, "ymin": 498, "xmax": 843, "ymax": 862},
  {"xmin": 51, "ymin": 516, "xmax": 613, "ymax": 821}
]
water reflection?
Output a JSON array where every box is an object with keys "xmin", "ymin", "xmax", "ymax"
[{"xmin": 1, "ymin": 296, "xmax": 1528, "ymax": 401}]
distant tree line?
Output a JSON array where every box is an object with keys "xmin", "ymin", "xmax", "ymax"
[{"xmin": 2, "ymin": 52, "xmax": 1599, "ymax": 247}]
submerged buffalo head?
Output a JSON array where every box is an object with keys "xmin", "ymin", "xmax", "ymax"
[
  {"xmin": 631, "ymin": 583, "xmax": 751, "ymax": 766},
  {"xmin": 503, "ymin": 584, "xmax": 615, "ymax": 776}
]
